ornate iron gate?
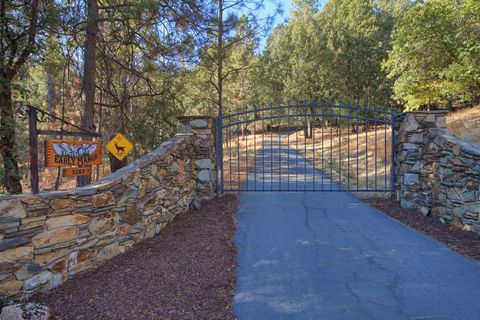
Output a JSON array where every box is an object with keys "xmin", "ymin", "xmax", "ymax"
[{"xmin": 214, "ymin": 103, "xmax": 395, "ymax": 193}]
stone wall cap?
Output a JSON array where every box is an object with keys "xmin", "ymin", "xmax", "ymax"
[
  {"xmin": 397, "ymin": 110, "xmax": 450, "ymax": 117},
  {"xmin": 0, "ymin": 134, "xmax": 191, "ymax": 200},
  {"xmin": 429, "ymin": 128, "xmax": 480, "ymax": 157},
  {"xmin": 177, "ymin": 116, "xmax": 213, "ymax": 120}
]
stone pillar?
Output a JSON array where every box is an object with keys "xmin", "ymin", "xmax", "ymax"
[
  {"xmin": 393, "ymin": 111, "xmax": 449, "ymax": 210},
  {"xmin": 177, "ymin": 116, "xmax": 215, "ymax": 200}
]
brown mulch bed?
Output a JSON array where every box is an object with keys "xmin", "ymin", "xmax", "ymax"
[
  {"xmin": 365, "ymin": 197, "xmax": 480, "ymax": 260},
  {"xmin": 37, "ymin": 194, "xmax": 238, "ymax": 320}
]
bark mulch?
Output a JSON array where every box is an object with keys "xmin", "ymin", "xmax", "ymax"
[
  {"xmin": 365, "ymin": 197, "xmax": 480, "ymax": 260},
  {"xmin": 36, "ymin": 194, "xmax": 238, "ymax": 320}
]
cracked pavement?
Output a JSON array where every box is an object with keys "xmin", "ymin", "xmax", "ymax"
[{"xmin": 233, "ymin": 136, "xmax": 480, "ymax": 320}]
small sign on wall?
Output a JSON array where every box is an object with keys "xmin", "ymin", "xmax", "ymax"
[
  {"xmin": 45, "ymin": 140, "xmax": 102, "ymax": 167},
  {"xmin": 106, "ymin": 133, "xmax": 133, "ymax": 161},
  {"xmin": 63, "ymin": 167, "xmax": 92, "ymax": 177}
]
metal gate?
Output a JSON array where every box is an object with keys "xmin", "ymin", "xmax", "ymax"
[{"xmin": 214, "ymin": 103, "xmax": 395, "ymax": 193}]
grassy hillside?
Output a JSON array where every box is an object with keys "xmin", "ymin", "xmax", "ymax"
[{"xmin": 446, "ymin": 106, "xmax": 480, "ymax": 145}]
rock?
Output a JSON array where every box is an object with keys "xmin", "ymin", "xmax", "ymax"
[
  {"xmin": 45, "ymin": 214, "xmax": 90, "ymax": 230},
  {"xmin": 197, "ymin": 170, "xmax": 210, "ymax": 182},
  {"xmin": 50, "ymin": 198, "xmax": 75, "ymax": 210},
  {"xmin": 156, "ymin": 189, "xmax": 168, "ymax": 200},
  {"xmin": 118, "ymin": 187, "xmax": 138, "ymax": 205},
  {"xmin": 189, "ymin": 197, "xmax": 201, "ymax": 211},
  {"xmin": 195, "ymin": 159, "xmax": 211, "ymax": 169},
  {"xmin": 32, "ymin": 226, "xmax": 79, "ymax": 249},
  {"xmin": 89, "ymin": 212, "xmax": 119, "ymax": 235},
  {"xmin": 41, "ymin": 273, "xmax": 63, "ymax": 292},
  {"xmin": 0, "ymin": 200, "xmax": 26, "ymax": 219},
  {"xmin": 14, "ymin": 263, "xmax": 43, "ymax": 281},
  {"xmin": 0, "ymin": 262, "xmax": 20, "ymax": 275},
  {"xmin": 148, "ymin": 176, "xmax": 160, "ymax": 190},
  {"xmin": 190, "ymin": 119, "xmax": 208, "ymax": 128},
  {"xmin": 145, "ymin": 223, "xmax": 156, "ymax": 239},
  {"xmin": 419, "ymin": 206, "xmax": 430, "ymax": 216},
  {"xmin": 401, "ymin": 114, "xmax": 419, "ymax": 132},
  {"xmin": 0, "ymin": 217, "xmax": 20, "ymax": 230},
  {"xmin": 96, "ymin": 242, "xmax": 121, "ymax": 263},
  {"xmin": 0, "ymin": 277, "xmax": 22, "ymax": 296},
  {"xmin": 0, "ymin": 303, "xmax": 50, "ymax": 320},
  {"xmin": 403, "ymin": 173, "xmax": 419, "ymax": 186},
  {"xmin": 22, "ymin": 271, "xmax": 53, "ymax": 291},
  {"xmin": 124, "ymin": 205, "xmax": 141, "ymax": 225},
  {"xmin": 0, "ymin": 246, "xmax": 33, "ymax": 263},
  {"xmin": 0, "ymin": 238, "xmax": 30, "ymax": 251},
  {"xmin": 92, "ymin": 192, "xmax": 115, "ymax": 207},
  {"xmin": 0, "ymin": 304, "xmax": 23, "ymax": 319},
  {"xmin": 19, "ymin": 216, "xmax": 46, "ymax": 231}
]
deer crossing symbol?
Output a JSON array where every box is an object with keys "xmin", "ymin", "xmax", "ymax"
[{"xmin": 114, "ymin": 142, "xmax": 126, "ymax": 155}]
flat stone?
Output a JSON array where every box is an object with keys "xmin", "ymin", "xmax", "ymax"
[
  {"xmin": 14, "ymin": 263, "xmax": 43, "ymax": 281},
  {"xmin": 0, "ymin": 304, "xmax": 23, "ymax": 318},
  {"xmin": 96, "ymin": 242, "xmax": 121, "ymax": 263},
  {"xmin": 89, "ymin": 212, "xmax": 119, "ymax": 235},
  {"xmin": 32, "ymin": 226, "xmax": 79, "ymax": 249},
  {"xmin": 190, "ymin": 119, "xmax": 208, "ymax": 128},
  {"xmin": 0, "ymin": 238, "xmax": 30, "ymax": 251},
  {"xmin": 124, "ymin": 205, "xmax": 141, "ymax": 225},
  {"xmin": 0, "ymin": 200, "xmax": 26, "ymax": 219},
  {"xmin": 0, "ymin": 246, "xmax": 33, "ymax": 263},
  {"xmin": 197, "ymin": 170, "xmax": 210, "ymax": 182},
  {"xmin": 50, "ymin": 198, "xmax": 75, "ymax": 210},
  {"xmin": 34, "ymin": 248, "xmax": 70, "ymax": 266},
  {"xmin": 22, "ymin": 271, "xmax": 53, "ymax": 290},
  {"xmin": 75, "ymin": 187, "xmax": 98, "ymax": 196},
  {"xmin": 0, "ymin": 217, "xmax": 20, "ymax": 230},
  {"xmin": 92, "ymin": 192, "xmax": 115, "ymax": 207},
  {"xmin": 402, "ymin": 143, "xmax": 418, "ymax": 151},
  {"xmin": 0, "ymin": 276, "xmax": 22, "ymax": 296},
  {"xmin": 148, "ymin": 176, "xmax": 160, "ymax": 190},
  {"xmin": 401, "ymin": 114, "xmax": 419, "ymax": 132},
  {"xmin": 19, "ymin": 216, "xmax": 46, "ymax": 231},
  {"xmin": 403, "ymin": 173, "xmax": 419, "ymax": 186},
  {"xmin": 45, "ymin": 214, "xmax": 90, "ymax": 230},
  {"xmin": 195, "ymin": 159, "xmax": 211, "ymax": 169},
  {"xmin": 463, "ymin": 202, "xmax": 480, "ymax": 213},
  {"xmin": 118, "ymin": 187, "xmax": 138, "ymax": 205},
  {"xmin": 0, "ymin": 262, "xmax": 20, "ymax": 275}
]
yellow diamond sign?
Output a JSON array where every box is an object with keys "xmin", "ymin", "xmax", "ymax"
[{"xmin": 106, "ymin": 133, "xmax": 133, "ymax": 161}]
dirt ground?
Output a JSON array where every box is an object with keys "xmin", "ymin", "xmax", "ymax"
[
  {"xmin": 37, "ymin": 194, "xmax": 239, "ymax": 320},
  {"xmin": 365, "ymin": 197, "xmax": 480, "ymax": 260}
]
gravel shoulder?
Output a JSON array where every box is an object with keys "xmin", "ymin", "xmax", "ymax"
[
  {"xmin": 365, "ymin": 197, "xmax": 480, "ymax": 260},
  {"xmin": 37, "ymin": 194, "xmax": 238, "ymax": 320}
]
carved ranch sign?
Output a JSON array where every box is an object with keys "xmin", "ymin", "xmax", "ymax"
[{"xmin": 45, "ymin": 140, "xmax": 102, "ymax": 167}]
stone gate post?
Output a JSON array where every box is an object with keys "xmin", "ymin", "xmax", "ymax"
[
  {"xmin": 393, "ymin": 111, "xmax": 449, "ymax": 210},
  {"xmin": 177, "ymin": 116, "xmax": 215, "ymax": 200}
]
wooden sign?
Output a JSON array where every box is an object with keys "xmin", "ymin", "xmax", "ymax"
[
  {"xmin": 45, "ymin": 140, "xmax": 102, "ymax": 167},
  {"xmin": 106, "ymin": 133, "xmax": 133, "ymax": 161},
  {"xmin": 63, "ymin": 167, "xmax": 92, "ymax": 177}
]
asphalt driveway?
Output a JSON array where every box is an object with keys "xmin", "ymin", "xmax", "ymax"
[{"xmin": 234, "ymin": 137, "xmax": 480, "ymax": 320}]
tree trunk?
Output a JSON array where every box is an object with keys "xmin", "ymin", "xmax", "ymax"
[
  {"xmin": 77, "ymin": 0, "xmax": 98, "ymax": 187},
  {"xmin": 217, "ymin": 0, "xmax": 223, "ymax": 118},
  {"xmin": 47, "ymin": 75, "xmax": 56, "ymax": 115},
  {"xmin": 0, "ymin": 83, "xmax": 23, "ymax": 194}
]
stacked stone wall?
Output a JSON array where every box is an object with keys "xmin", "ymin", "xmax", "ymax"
[
  {"xmin": 0, "ymin": 117, "xmax": 214, "ymax": 298},
  {"xmin": 395, "ymin": 111, "xmax": 480, "ymax": 233}
]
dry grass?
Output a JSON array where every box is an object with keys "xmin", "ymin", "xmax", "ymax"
[
  {"xmin": 446, "ymin": 106, "xmax": 480, "ymax": 145},
  {"xmin": 287, "ymin": 125, "xmax": 393, "ymax": 195},
  {"xmin": 221, "ymin": 132, "xmax": 263, "ymax": 190}
]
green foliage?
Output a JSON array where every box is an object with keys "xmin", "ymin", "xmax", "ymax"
[{"xmin": 384, "ymin": 0, "xmax": 480, "ymax": 110}]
